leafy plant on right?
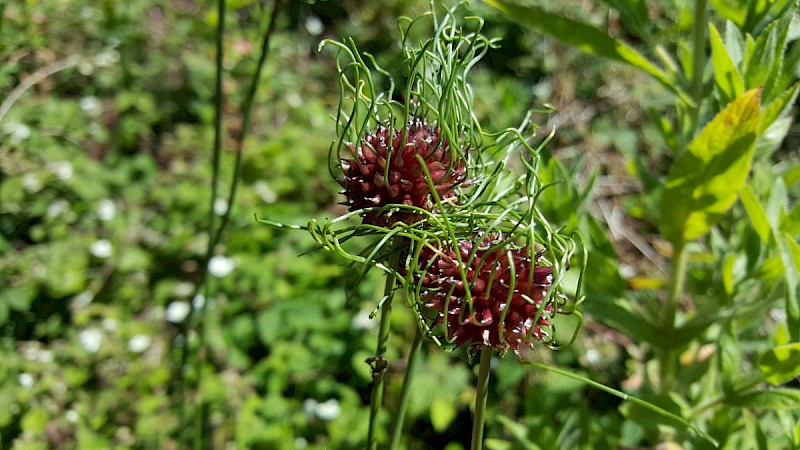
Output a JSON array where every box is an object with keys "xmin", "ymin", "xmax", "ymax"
[{"xmin": 487, "ymin": 0, "xmax": 800, "ymax": 447}]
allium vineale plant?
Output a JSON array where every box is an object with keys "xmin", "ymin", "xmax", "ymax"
[{"xmin": 261, "ymin": 2, "xmax": 720, "ymax": 448}]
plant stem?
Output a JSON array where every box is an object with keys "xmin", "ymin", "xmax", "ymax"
[
  {"xmin": 366, "ymin": 239, "xmax": 402, "ymax": 450},
  {"xmin": 686, "ymin": 0, "xmax": 708, "ymax": 138},
  {"xmin": 389, "ymin": 327, "xmax": 423, "ymax": 450},
  {"xmin": 471, "ymin": 346, "xmax": 492, "ymax": 450},
  {"xmin": 659, "ymin": 239, "xmax": 688, "ymax": 393},
  {"xmin": 690, "ymin": 0, "xmax": 708, "ymax": 102}
]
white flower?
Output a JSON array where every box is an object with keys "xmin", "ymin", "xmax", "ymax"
[
  {"xmin": 294, "ymin": 437, "xmax": 308, "ymax": 449},
  {"xmin": 65, "ymin": 409, "xmax": 79, "ymax": 424},
  {"xmin": 302, "ymin": 399, "xmax": 318, "ymax": 416},
  {"xmin": 4, "ymin": 122, "xmax": 31, "ymax": 144},
  {"xmin": 315, "ymin": 399, "xmax": 341, "ymax": 421},
  {"xmin": 37, "ymin": 350, "xmax": 54, "ymax": 363},
  {"xmin": 102, "ymin": 318, "xmax": 117, "ymax": 331},
  {"xmin": 192, "ymin": 294, "xmax": 205, "ymax": 310},
  {"xmin": 351, "ymin": 310, "xmax": 375, "ymax": 330},
  {"xmin": 22, "ymin": 173, "xmax": 42, "ymax": 192},
  {"xmin": 78, "ymin": 329, "xmax": 103, "ymax": 353},
  {"xmin": 90, "ymin": 239, "xmax": 113, "ymax": 258},
  {"xmin": 254, "ymin": 181, "xmax": 277, "ymax": 203},
  {"xmin": 305, "ymin": 15, "xmax": 324, "ymax": 36},
  {"xmin": 213, "ymin": 198, "xmax": 228, "ymax": 215},
  {"xmin": 208, "ymin": 255, "xmax": 235, "ymax": 278},
  {"xmin": 19, "ymin": 373, "xmax": 34, "ymax": 389},
  {"xmin": 96, "ymin": 199, "xmax": 116, "ymax": 221},
  {"xmin": 165, "ymin": 301, "xmax": 191, "ymax": 323},
  {"xmin": 79, "ymin": 96, "xmax": 102, "ymax": 115},
  {"xmin": 47, "ymin": 200, "xmax": 70, "ymax": 217},
  {"xmin": 171, "ymin": 282, "xmax": 194, "ymax": 297},
  {"xmin": 127, "ymin": 334, "xmax": 151, "ymax": 353},
  {"xmin": 48, "ymin": 161, "xmax": 73, "ymax": 181},
  {"xmin": 585, "ymin": 348, "xmax": 601, "ymax": 364},
  {"xmin": 72, "ymin": 291, "xmax": 94, "ymax": 309}
]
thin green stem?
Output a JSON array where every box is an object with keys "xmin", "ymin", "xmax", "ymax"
[
  {"xmin": 214, "ymin": 0, "xmax": 283, "ymax": 247},
  {"xmin": 471, "ymin": 346, "xmax": 492, "ymax": 450},
  {"xmin": 690, "ymin": 0, "xmax": 708, "ymax": 102},
  {"xmin": 389, "ymin": 327, "xmax": 424, "ymax": 450},
  {"xmin": 659, "ymin": 240, "xmax": 688, "ymax": 394},
  {"xmin": 179, "ymin": 0, "xmax": 226, "ymax": 446},
  {"xmin": 686, "ymin": 0, "xmax": 708, "ymax": 137},
  {"xmin": 366, "ymin": 238, "xmax": 402, "ymax": 450}
]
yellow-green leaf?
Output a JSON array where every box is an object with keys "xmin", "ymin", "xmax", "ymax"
[
  {"xmin": 740, "ymin": 185, "xmax": 771, "ymax": 243},
  {"xmin": 660, "ymin": 88, "xmax": 761, "ymax": 243},
  {"xmin": 709, "ymin": 23, "xmax": 744, "ymax": 102},
  {"xmin": 759, "ymin": 343, "xmax": 800, "ymax": 385},
  {"xmin": 430, "ymin": 396, "xmax": 457, "ymax": 432}
]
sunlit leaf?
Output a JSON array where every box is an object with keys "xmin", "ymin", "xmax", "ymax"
[
  {"xmin": 759, "ymin": 343, "xmax": 800, "ymax": 385},
  {"xmin": 660, "ymin": 88, "xmax": 761, "ymax": 243},
  {"xmin": 430, "ymin": 396, "xmax": 457, "ymax": 432},
  {"xmin": 727, "ymin": 388, "xmax": 800, "ymax": 410},
  {"xmin": 709, "ymin": 23, "xmax": 744, "ymax": 103},
  {"xmin": 740, "ymin": 185, "xmax": 771, "ymax": 243}
]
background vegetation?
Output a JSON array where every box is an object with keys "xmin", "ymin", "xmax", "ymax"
[{"xmin": 1, "ymin": 0, "xmax": 798, "ymax": 449}]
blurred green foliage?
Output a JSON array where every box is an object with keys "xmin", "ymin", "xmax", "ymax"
[{"xmin": 1, "ymin": 0, "xmax": 798, "ymax": 449}]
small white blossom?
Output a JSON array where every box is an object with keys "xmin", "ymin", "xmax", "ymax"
[
  {"xmin": 65, "ymin": 409, "xmax": 79, "ymax": 424},
  {"xmin": 165, "ymin": 301, "xmax": 191, "ymax": 323},
  {"xmin": 72, "ymin": 291, "xmax": 94, "ymax": 309},
  {"xmin": 586, "ymin": 348, "xmax": 601, "ymax": 365},
  {"xmin": 19, "ymin": 373, "xmax": 34, "ymax": 389},
  {"xmin": 294, "ymin": 437, "xmax": 308, "ymax": 449},
  {"xmin": 208, "ymin": 255, "xmax": 235, "ymax": 278},
  {"xmin": 302, "ymin": 399, "xmax": 318, "ymax": 416},
  {"xmin": 213, "ymin": 197, "xmax": 228, "ymax": 215},
  {"xmin": 4, "ymin": 122, "xmax": 31, "ymax": 144},
  {"xmin": 315, "ymin": 399, "xmax": 341, "ymax": 421},
  {"xmin": 305, "ymin": 15, "xmax": 324, "ymax": 36},
  {"xmin": 79, "ymin": 96, "xmax": 102, "ymax": 115},
  {"xmin": 78, "ymin": 329, "xmax": 103, "ymax": 353},
  {"xmin": 22, "ymin": 173, "xmax": 42, "ymax": 192},
  {"xmin": 173, "ymin": 282, "xmax": 194, "ymax": 297},
  {"xmin": 254, "ymin": 181, "xmax": 277, "ymax": 203},
  {"xmin": 47, "ymin": 200, "xmax": 70, "ymax": 217},
  {"xmin": 102, "ymin": 318, "xmax": 117, "ymax": 332},
  {"xmin": 90, "ymin": 239, "xmax": 113, "ymax": 258},
  {"xmin": 127, "ymin": 334, "xmax": 151, "ymax": 353},
  {"xmin": 96, "ymin": 199, "xmax": 116, "ymax": 221},
  {"xmin": 37, "ymin": 350, "xmax": 54, "ymax": 363},
  {"xmin": 351, "ymin": 310, "xmax": 375, "ymax": 331},
  {"xmin": 48, "ymin": 161, "xmax": 73, "ymax": 181},
  {"xmin": 192, "ymin": 294, "xmax": 205, "ymax": 310}
]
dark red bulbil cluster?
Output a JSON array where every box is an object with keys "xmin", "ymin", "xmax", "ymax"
[
  {"xmin": 417, "ymin": 236, "xmax": 555, "ymax": 355},
  {"xmin": 339, "ymin": 118, "xmax": 466, "ymax": 226}
]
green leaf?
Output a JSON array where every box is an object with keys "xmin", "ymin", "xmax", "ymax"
[
  {"xmin": 761, "ymin": 81, "xmax": 800, "ymax": 132},
  {"xmin": 759, "ymin": 343, "xmax": 800, "ymax": 385},
  {"xmin": 740, "ymin": 185, "xmax": 771, "ymax": 243},
  {"xmin": 660, "ymin": 88, "xmax": 761, "ymax": 243},
  {"xmin": 710, "ymin": 0, "xmax": 748, "ymax": 28},
  {"xmin": 727, "ymin": 388, "xmax": 800, "ymax": 410},
  {"xmin": 430, "ymin": 396, "xmax": 457, "ymax": 432},
  {"xmin": 709, "ymin": 23, "xmax": 744, "ymax": 103},
  {"xmin": 483, "ymin": 0, "xmax": 680, "ymax": 96}
]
